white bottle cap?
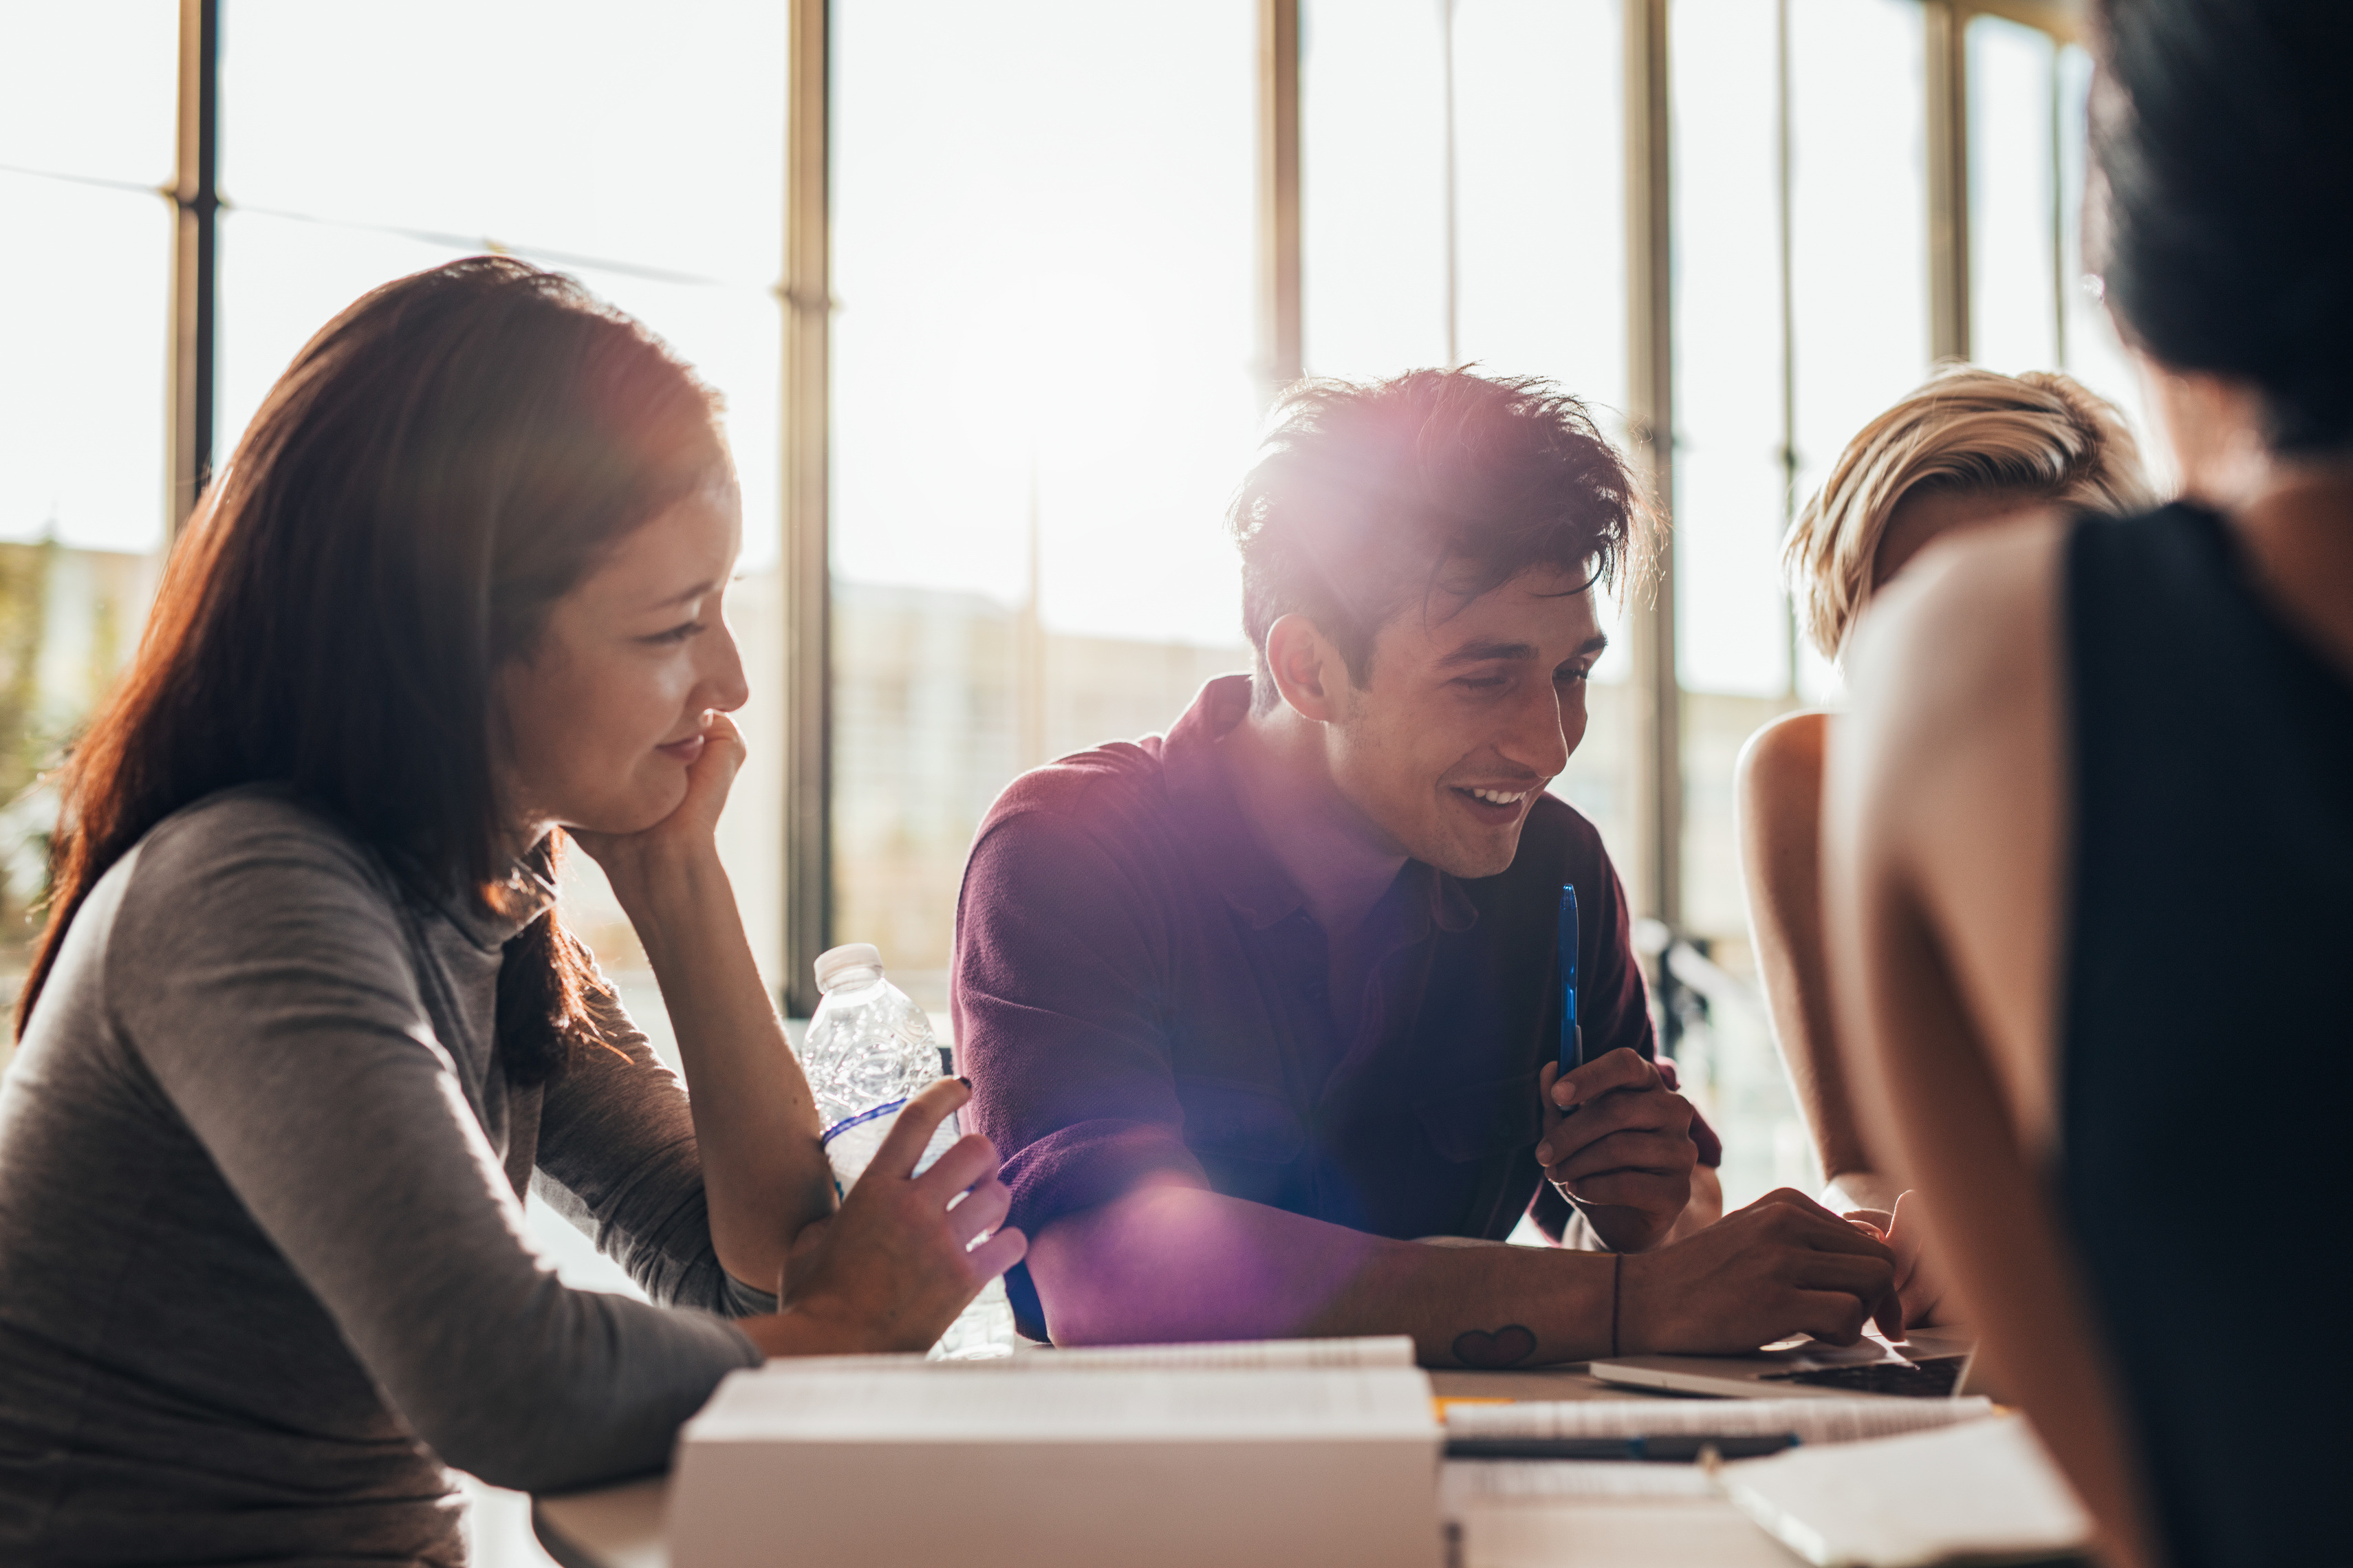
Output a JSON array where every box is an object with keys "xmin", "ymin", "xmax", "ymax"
[{"xmin": 813, "ymin": 942, "xmax": 885, "ymax": 994}]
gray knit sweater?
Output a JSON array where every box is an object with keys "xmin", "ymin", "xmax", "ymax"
[{"xmin": 0, "ymin": 787, "xmax": 766, "ymax": 1566}]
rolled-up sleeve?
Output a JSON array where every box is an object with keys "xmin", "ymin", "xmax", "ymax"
[{"xmin": 951, "ymin": 807, "xmax": 1211, "ymax": 1310}]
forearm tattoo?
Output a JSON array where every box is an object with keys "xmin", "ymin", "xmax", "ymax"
[{"xmin": 1450, "ymin": 1325, "xmax": 1537, "ymax": 1368}]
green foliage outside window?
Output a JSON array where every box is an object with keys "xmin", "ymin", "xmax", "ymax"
[{"xmin": 0, "ymin": 541, "xmax": 60, "ymax": 960}]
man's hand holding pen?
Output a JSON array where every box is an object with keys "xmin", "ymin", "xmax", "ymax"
[{"xmin": 1535, "ymin": 1047, "xmax": 1699, "ymax": 1254}]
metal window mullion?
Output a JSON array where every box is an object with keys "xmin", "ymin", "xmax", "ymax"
[
  {"xmin": 168, "ymin": 0, "xmax": 219, "ymax": 536},
  {"xmin": 2049, "ymin": 38, "xmax": 2067, "ymax": 369},
  {"xmin": 1777, "ymin": 0, "xmax": 1800, "ymax": 700},
  {"xmin": 1925, "ymin": 0, "xmax": 1970, "ymax": 363},
  {"xmin": 1966, "ymin": 0, "xmax": 2077, "ymax": 41},
  {"xmin": 1625, "ymin": 0, "xmax": 1679, "ymax": 933},
  {"xmin": 781, "ymin": 0, "xmax": 832, "ymax": 1018},
  {"xmin": 1440, "ymin": 0, "xmax": 1458, "ymax": 368},
  {"xmin": 1258, "ymin": 0, "xmax": 1302, "ymax": 398}
]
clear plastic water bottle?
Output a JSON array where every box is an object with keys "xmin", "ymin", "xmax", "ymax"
[{"xmin": 798, "ymin": 942, "xmax": 1018, "ymax": 1360}]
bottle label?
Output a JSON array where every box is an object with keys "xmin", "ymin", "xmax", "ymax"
[
  {"xmin": 820, "ymin": 1098, "xmax": 959, "ymax": 1199},
  {"xmin": 818, "ymin": 1096, "xmax": 909, "ymax": 1150}
]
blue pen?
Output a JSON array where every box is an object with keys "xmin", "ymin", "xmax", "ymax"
[{"xmin": 1558, "ymin": 884, "xmax": 1582, "ymax": 1073}]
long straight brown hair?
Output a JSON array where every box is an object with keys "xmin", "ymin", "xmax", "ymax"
[{"xmin": 16, "ymin": 258, "xmax": 730, "ymax": 1080}]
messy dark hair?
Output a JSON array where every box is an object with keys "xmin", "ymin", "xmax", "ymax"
[
  {"xmin": 1229, "ymin": 369, "xmax": 1653, "ymax": 713},
  {"xmin": 17, "ymin": 258, "xmax": 730, "ymax": 1082},
  {"xmin": 2093, "ymin": 0, "xmax": 2353, "ymax": 453}
]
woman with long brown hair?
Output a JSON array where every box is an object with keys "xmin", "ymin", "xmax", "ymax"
[{"xmin": 0, "ymin": 257, "xmax": 1023, "ymax": 1563}]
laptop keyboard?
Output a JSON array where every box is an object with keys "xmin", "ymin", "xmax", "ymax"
[{"xmin": 1759, "ymin": 1355, "xmax": 1968, "ymax": 1397}]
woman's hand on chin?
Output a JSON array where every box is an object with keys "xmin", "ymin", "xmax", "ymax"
[{"xmin": 567, "ymin": 712, "xmax": 746, "ymax": 905}]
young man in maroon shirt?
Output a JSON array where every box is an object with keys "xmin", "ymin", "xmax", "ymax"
[{"xmin": 953, "ymin": 371, "xmax": 1898, "ymax": 1367}]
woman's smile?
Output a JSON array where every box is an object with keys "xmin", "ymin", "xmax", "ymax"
[{"xmin": 497, "ymin": 487, "xmax": 748, "ymax": 837}]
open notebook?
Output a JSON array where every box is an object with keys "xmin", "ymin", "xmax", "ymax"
[
  {"xmin": 1713, "ymin": 1413, "xmax": 2092, "ymax": 1567},
  {"xmin": 1444, "ymin": 1394, "xmax": 1995, "ymax": 1447}
]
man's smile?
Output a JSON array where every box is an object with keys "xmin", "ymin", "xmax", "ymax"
[{"xmin": 1449, "ymin": 782, "xmax": 1543, "ymax": 826}]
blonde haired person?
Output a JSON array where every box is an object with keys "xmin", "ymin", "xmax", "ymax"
[
  {"xmin": 1734, "ymin": 364, "xmax": 2154, "ymax": 1324},
  {"xmin": 1788, "ymin": 364, "xmax": 2155, "ymax": 659}
]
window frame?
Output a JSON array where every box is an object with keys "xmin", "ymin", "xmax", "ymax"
[{"xmin": 169, "ymin": 0, "xmax": 219, "ymax": 534}]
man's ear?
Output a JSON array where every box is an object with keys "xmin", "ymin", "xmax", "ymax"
[{"xmin": 1264, "ymin": 613, "xmax": 1347, "ymax": 722}]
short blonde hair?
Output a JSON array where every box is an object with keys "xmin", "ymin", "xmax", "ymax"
[{"xmin": 1785, "ymin": 364, "xmax": 2157, "ymax": 659}]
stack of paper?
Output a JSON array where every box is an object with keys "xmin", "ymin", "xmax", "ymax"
[
  {"xmin": 1445, "ymin": 1395, "xmax": 1995, "ymax": 1448},
  {"xmin": 669, "ymin": 1338, "xmax": 1442, "ymax": 1568},
  {"xmin": 1440, "ymin": 1397, "xmax": 2001, "ymax": 1543},
  {"xmin": 775, "ymin": 1332, "xmax": 1420, "ymax": 1374},
  {"xmin": 1442, "ymin": 1457, "xmax": 1724, "ymax": 1508},
  {"xmin": 1714, "ymin": 1413, "xmax": 2091, "ymax": 1567}
]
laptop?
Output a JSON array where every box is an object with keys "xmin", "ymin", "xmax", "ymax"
[{"xmin": 1587, "ymin": 1327, "xmax": 1979, "ymax": 1400}]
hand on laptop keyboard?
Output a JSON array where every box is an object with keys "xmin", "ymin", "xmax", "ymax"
[{"xmin": 1759, "ymin": 1355, "xmax": 1968, "ymax": 1398}]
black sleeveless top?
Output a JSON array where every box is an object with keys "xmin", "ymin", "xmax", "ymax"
[{"xmin": 2064, "ymin": 503, "xmax": 2353, "ymax": 1568}]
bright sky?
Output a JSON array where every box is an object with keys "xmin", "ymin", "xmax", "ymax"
[
  {"xmin": 829, "ymin": 0, "xmax": 1636, "ymax": 652},
  {"xmin": 0, "ymin": 3, "xmax": 177, "ymax": 556},
  {"xmin": 1299, "ymin": 0, "xmax": 1635, "ymax": 677},
  {"xmin": 0, "ymin": 1, "xmax": 790, "ymax": 563},
  {"xmin": 829, "ymin": 0, "xmax": 1260, "ymax": 648}
]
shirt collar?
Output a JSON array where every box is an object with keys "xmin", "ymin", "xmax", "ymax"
[
  {"xmin": 1162, "ymin": 673, "xmax": 1481, "ymax": 938},
  {"xmin": 1427, "ymin": 862, "xmax": 1480, "ymax": 935},
  {"xmin": 431, "ymin": 838, "xmax": 562, "ymax": 952},
  {"xmin": 1162, "ymin": 675, "xmax": 1304, "ymax": 929}
]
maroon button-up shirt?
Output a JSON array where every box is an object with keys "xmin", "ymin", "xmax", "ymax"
[{"xmin": 952, "ymin": 675, "xmax": 1696, "ymax": 1341}]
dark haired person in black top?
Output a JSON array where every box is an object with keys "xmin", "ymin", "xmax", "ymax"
[{"xmin": 1825, "ymin": 2, "xmax": 2353, "ymax": 1565}]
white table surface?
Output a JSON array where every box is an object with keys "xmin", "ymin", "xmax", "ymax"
[{"xmin": 530, "ymin": 1365, "xmax": 1808, "ymax": 1568}]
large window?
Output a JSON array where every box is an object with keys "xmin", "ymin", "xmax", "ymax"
[
  {"xmin": 1665, "ymin": 0, "xmax": 1938, "ymax": 1201},
  {"xmin": 1651, "ymin": 2, "xmax": 2145, "ymax": 1204},
  {"xmin": 0, "ymin": 6, "xmax": 177, "ymax": 959},
  {"xmin": 829, "ymin": 0, "xmax": 1262, "ymax": 1011},
  {"xmin": 5, "ymin": 1, "xmax": 2145, "ymax": 1215},
  {"xmin": 1962, "ymin": 11, "xmax": 2149, "ymax": 440}
]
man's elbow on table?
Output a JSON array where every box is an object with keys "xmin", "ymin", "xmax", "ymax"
[
  {"xmin": 1026, "ymin": 1183, "xmax": 1385, "ymax": 1348},
  {"xmin": 1025, "ymin": 1186, "xmax": 1227, "ymax": 1347}
]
